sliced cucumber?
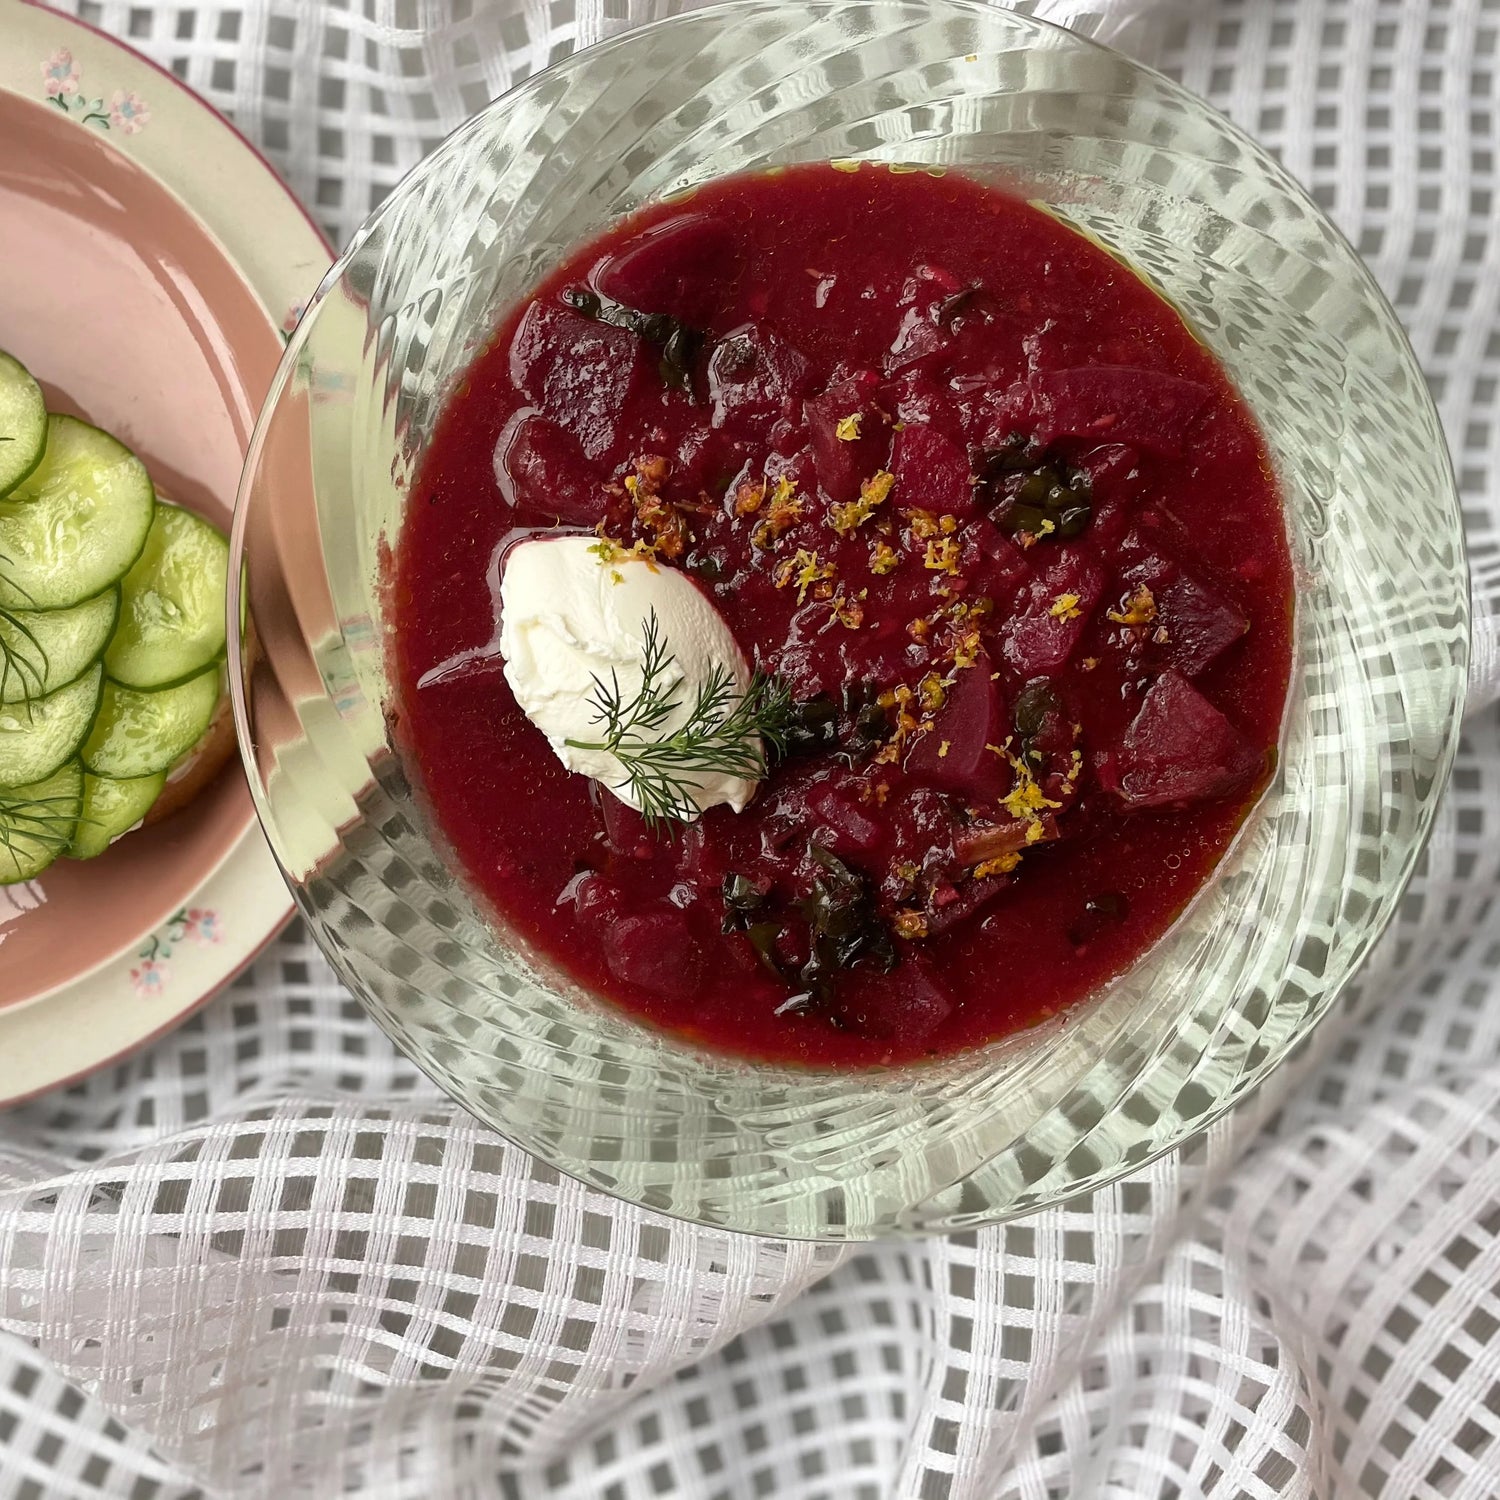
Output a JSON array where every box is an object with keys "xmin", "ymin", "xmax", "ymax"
[
  {"xmin": 0, "ymin": 351, "xmax": 47, "ymax": 499},
  {"xmin": 0, "ymin": 664, "xmax": 102, "ymax": 789},
  {"xmin": 0, "ymin": 414, "xmax": 154, "ymax": 611},
  {"xmin": 80, "ymin": 665, "xmax": 220, "ymax": 779},
  {"xmin": 0, "ymin": 589, "xmax": 118, "ymax": 704},
  {"xmin": 66, "ymin": 769, "xmax": 166, "ymax": 860},
  {"xmin": 104, "ymin": 504, "xmax": 228, "ymax": 689},
  {"xmin": 0, "ymin": 760, "xmax": 82, "ymax": 883}
]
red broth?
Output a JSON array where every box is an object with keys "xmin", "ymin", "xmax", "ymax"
[{"xmin": 390, "ymin": 165, "xmax": 1293, "ymax": 1068}]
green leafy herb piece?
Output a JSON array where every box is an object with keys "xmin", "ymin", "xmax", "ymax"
[
  {"xmin": 0, "ymin": 551, "xmax": 45, "ymax": 705},
  {"xmin": 565, "ymin": 608, "xmax": 791, "ymax": 832},
  {"xmin": 0, "ymin": 786, "xmax": 78, "ymax": 866}
]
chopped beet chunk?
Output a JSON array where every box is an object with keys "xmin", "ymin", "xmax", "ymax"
[
  {"xmin": 1001, "ymin": 549, "xmax": 1107, "ymax": 675},
  {"xmin": 879, "ymin": 372, "xmax": 963, "ymax": 439},
  {"xmin": 1118, "ymin": 553, "xmax": 1251, "ymax": 678},
  {"xmin": 508, "ymin": 302, "xmax": 647, "ymax": 461},
  {"xmin": 1030, "ymin": 366, "xmax": 1213, "ymax": 456},
  {"xmin": 1111, "ymin": 669, "xmax": 1262, "ymax": 808},
  {"xmin": 593, "ymin": 212, "xmax": 739, "ymax": 326},
  {"xmin": 805, "ymin": 371, "xmax": 888, "ymax": 504},
  {"xmin": 903, "ymin": 659, "xmax": 1006, "ymax": 797},
  {"xmin": 707, "ymin": 324, "xmax": 813, "ymax": 434},
  {"xmin": 807, "ymin": 781, "xmax": 885, "ymax": 858},
  {"xmin": 600, "ymin": 792, "xmax": 656, "ymax": 860},
  {"xmin": 891, "ymin": 423, "xmax": 976, "ymax": 517},
  {"xmin": 832, "ymin": 959, "xmax": 952, "ymax": 1043},
  {"xmin": 603, "ymin": 910, "xmax": 706, "ymax": 1002},
  {"xmin": 493, "ymin": 413, "xmax": 599, "ymax": 523}
]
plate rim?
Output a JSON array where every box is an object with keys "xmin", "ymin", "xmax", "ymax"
[{"xmin": 0, "ymin": 0, "xmax": 333, "ymax": 1104}]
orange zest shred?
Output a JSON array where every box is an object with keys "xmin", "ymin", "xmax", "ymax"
[
  {"xmin": 1107, "ymin": 584, "xmax": 1157, "ymax": 627},
  {"xmin": 774, "ymin": 548, "xmax": 835, "ymax": 604},
  {"xmin": 829, "ymin": 469, "xmax": 895, "ymax": 535}
]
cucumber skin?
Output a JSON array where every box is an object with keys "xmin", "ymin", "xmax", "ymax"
[
  {"xmin": 0, "ymin": 665, "xmax": 103, "ymax": 790},
  {"xmin": 0, "ymin": 351, "xmax": 47, "ymax": 500},
  {"xmin": 0, "ymin": 589, "xmax": 119, "ymax": 705},
  {"xmin": 0, "ymin": 414, "xmax": 156, "ymax": 611},
  {"xmin": 104, "ymin": 504, "xmax": 230, "ymax": 690},
  {"xmin": 66, "ymin": 769, "xmax": 166, "ymax": 860},
  {"xmin": 80, "ymin": 666, "xmax": 221, "ymax": 780}
]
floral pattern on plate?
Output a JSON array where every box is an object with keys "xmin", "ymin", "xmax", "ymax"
[
  {"xmin": 42, "ymin": 49, "xmax": 149, "ymax": 134},
  {"xmin": 131, "ymin": 907, "xmax": 224, "ymax": 996}
]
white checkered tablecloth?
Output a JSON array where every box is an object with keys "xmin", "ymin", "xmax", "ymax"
[{"xmin": 2, "ymin": 2, "xmax": 1500, "ymax": 1496}]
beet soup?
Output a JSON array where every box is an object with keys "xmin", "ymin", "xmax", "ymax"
[{"xmin": 389, "ymin": 163, "xmax": 1294, "ymax": 1068}]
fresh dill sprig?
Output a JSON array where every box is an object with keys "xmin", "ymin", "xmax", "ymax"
[
  {"xmin": 0, "ymin": 549, "xmax": 47, "ymax": 705},
  {"xmin": 565, "ymin": 609, "xmax": 791, "ymax": 831},
  {"xmin": 0, "ymin": 788, "xmax": 80, "ymax": 867}
]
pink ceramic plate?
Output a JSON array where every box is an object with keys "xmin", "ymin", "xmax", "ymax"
[{"xmin": 0, "ymin": 0, "xmax": 331, "ymax": 1101}]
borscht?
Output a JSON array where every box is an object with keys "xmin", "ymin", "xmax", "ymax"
[{"xmin": 389, "ymin": 163, "xmax": 1293, "ymax": 1068}]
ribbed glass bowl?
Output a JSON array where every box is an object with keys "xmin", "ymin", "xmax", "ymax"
[{"xmin": 230, "ymin": 0, "xmax": 1467, "ymax": 1239}]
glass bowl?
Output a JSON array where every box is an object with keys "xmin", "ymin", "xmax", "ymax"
[{"xmin": 230, "ymin": 0, "xmax": 1467, "ymax": 1240}]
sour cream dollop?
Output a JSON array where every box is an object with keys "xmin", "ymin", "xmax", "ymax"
[{"xmin": 498, "ymin": 534, "xmax": 759, "ymax": 818}]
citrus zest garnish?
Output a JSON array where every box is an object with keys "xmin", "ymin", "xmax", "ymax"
[
  {"xmin": 893, "ymin": 909, "xmax": 929, "ymax": 940},
  {"xmin": 1107, "ymin": 585, "xmax": 1156, "ymax": 627},
  {"xmin": 829, "ymin": 470, "xmax": 894, "ymax": 535},
  {"xmin": 774, "ymin": 548, "xmax": 835, "ymax": 604},
  {"xmin": 924, "ymin": 535, "xmax": 961, "ymax": 574}
]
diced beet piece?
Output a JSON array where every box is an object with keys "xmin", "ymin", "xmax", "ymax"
[
  {"xmin": 885, "ymin": 303, "xmax": 948, "ymax": 374},
  {"xmin": 904, "ymin": 661, "xmax": 1006, "ymax": 798},
  {"xmin": 601, "ymin": 792, "xmax": 656, "ymax": 860},
  {"xmin": 807, "ymin": 783, "xmax": 884, "ymax": 858},
  {"xmin": 603, "ymin": 910, "xmax": 706, "ymax": 1002},
  {"xmin": 508, "ymin": 302, "xmax": 647, "ymax": 461},
  {"xmin": 1112, "ymin": 669, "xmax": 1262, "ymax": 808},
  {"xmin": 763, "ymin": 445, "xmax": 819, "ymax": 499},
  {"xmin": 953, "ymin": 816, "xmax": 1048, "ymax": 867},
  {"xmin": 879, "ymin": 372, "xmax": 963, "ymax": 440},
  {"xmin": 677, "ymin": 820, "xmax": 729, "ymax": 889},
  {"xmin": 967, "ymin": 520, "xmax": 1032, "ymax": 594},
  {"xmin": 960, "ymin": 381, "xmax": 1038, "ymax": 450},
  {"xmin": 805, "ymin": 371, "xmax": 887, "ymax": 505},
  {"xmin": 833, "ymin": 959, "xmax": 951, "ymax": 1043},
  {"xmin": 570, "ymin": 872, "xmax": 625, "ymax": 927},
  {"xmin": 707, "ymin": 324, "xmax": 813, "ymax": 433},
  {"xmin": 1120, "ymin": 554, "xmax": 1250, "ymax": 677},
  {"xmin": 882, "ymin": 265, "xmax": 996, "ymax": 378},
  {"xmin": 922, "ymin": 872, "xmax": 1010, "ymax": 937},
  {"xmin": 890, "ymin": 423, "xmax": 976, "ymax": 517},
  {"xmin": 1073, "ymin": 443, "xmax": 1145, "ymax": 507},
  {"xmin": 1000, "ymin": 549, "xmax": 1107, "ymax": 676},
  {"xmin": 493, "ymin": 412, "xmax": 600, "ymax": 523},
  {"xmin": 1029, "ymin": 366, "xmax": 1212, "ymax": 456},
  {"xmin": 592, "ymin": 212, "xmax": 738, "ymax": 326}
]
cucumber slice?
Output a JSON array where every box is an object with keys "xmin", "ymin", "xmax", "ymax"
[
  {"xmin": 0, "ymin": 760, "xmax": 82, "ymax": 883},
  {"xmin": 0, "ymin": 664, "xmax": 102, "ymax": 789},
  {"xmin": 0, "ymin": 414, "xmax": 154, "ymax": 611},
  {"xmin": 104, "ymin": 504, "xmax": 228, "ymax": 689},
  {"xmin": 66, "ymin": 769, "xmax": 166, "ymax": 860},
  {"xmin": 0, "ymin": 351, "xmax": 46, "ymax": 499},
  {"xmin": 80, "ymin": 665, "xmax": 221, "ymax": 779},
  {"xmin": 0, "ymin": 589, "xmax": 118, "ymax": 704}
]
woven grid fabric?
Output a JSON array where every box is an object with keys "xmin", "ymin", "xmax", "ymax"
[{"xmin": 1, "ymin": 0, "xmax": 1498, "ymax": 1495}]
